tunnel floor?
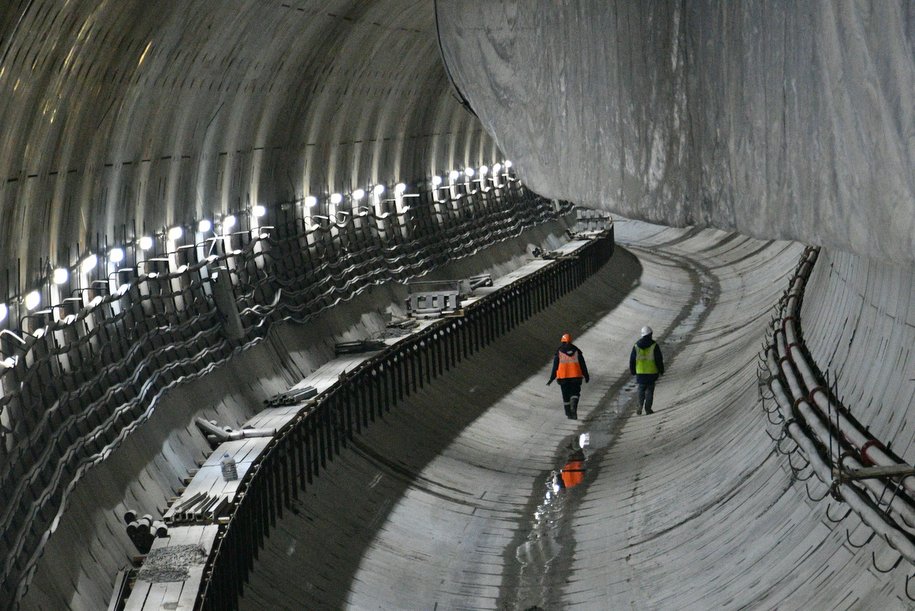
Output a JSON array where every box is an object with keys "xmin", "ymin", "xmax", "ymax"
[{"xmin": 239, "ymin": 224, "xmax": 904, "ymax": 609}]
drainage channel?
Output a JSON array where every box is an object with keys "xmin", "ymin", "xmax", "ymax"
[{"xmin": 498, "ymin": 245, "xmax": 719, "ymax": 610}]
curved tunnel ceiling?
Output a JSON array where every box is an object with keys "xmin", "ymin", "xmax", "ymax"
[
  {"xmin": 436, "ymin": 1, "xmax": 915, "ymax": 262},
  {"xmin": 0, "ymin": 0, "xmax": 495, "ymax": 298}
]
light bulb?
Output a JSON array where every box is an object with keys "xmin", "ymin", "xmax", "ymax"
[
  {"xmin": 109, "ymin": 248, "xmax": 125, "ymax": 263},
  {"xmin": 25, "ymin": 290, "xmax": 41, "ymax": 310},
  {"xmin": 139, "ymin": 236, "xmax": 154, "ymax": 250},
  {"xmin": 53, "ymin": 267, "xmax": 69, "ymax": 285},
  {"xmin": 80, "ymin": 254, "xmax": 98, "ymax": 273},
  {"xmin": 197, "ymin": 219, "xmax": 212, "ymax": 233}
]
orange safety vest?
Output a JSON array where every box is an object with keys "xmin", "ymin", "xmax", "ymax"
[
  {"xmin": 561, "ymin": 459, "xmax": 585, "ymax": 488},
  {"xmin": 557, "ymin": 349, "xmax": 584, "ymax": 379}
]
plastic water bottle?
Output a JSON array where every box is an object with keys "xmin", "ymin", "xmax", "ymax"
[{"xmin": 220, "ymin": 452, "xmax": 238, "ymax": 481}]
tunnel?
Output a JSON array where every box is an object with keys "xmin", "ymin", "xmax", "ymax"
[{"xmin": 0, "ymin": 1, "xmax": 913, "ymax": 609}]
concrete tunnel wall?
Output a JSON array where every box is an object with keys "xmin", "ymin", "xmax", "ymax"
[{"xmin": 0, "ymin": 0, "xmax": 914, "ymax": 608}]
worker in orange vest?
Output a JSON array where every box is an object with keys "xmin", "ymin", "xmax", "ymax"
[{"xmin": 546, "ymin": 333, "xmax": 590, "ymax": 419}]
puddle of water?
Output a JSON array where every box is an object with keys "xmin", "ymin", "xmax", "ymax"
[{"xmin": 511, "ymin": 436, "xmax": 592, "ymax": 608}]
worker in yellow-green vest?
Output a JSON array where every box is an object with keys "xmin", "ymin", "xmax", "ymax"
[
  {"xmin": 629, "ymin": 326, "xmax": 664, "ymax": 415},
  {"xmin": 546, "ymin": 333, "xmax": 590, "ymax": 420}
]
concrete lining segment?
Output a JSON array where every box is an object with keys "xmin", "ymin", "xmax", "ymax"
[{"xmin": 241, "ymin": 224, "xmax": 908, "ymax": 609}]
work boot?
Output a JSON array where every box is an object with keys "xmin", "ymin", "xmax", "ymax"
[
  {"xmin": 570, "ymin": 396, "xmax": 579, "ymax": 420},
  {"xmin": 637, "ymin": 402, "xmax": 643, "ymax": 416},
  {"xmin": 563, "ymin": 402, "xmax": 572, "ymax": 418}
]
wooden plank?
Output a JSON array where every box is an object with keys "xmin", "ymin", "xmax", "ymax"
[
  {"xmin": 123, "ymin": 525, "xmax": 218, "ymax": 610},
  {"xmin": 175, "ymin": 566, "xmax": 204, "ymax": 610},
  {"xmin": 146, "ymin": 581, "xmax": 174, "ymax": 607},
  {"xmin": 107, "ymin": 568, "xmax": 129, "ymax": 611},
  {"xmin": 244, "ymin": 411, "xmax": 296, "ymax": 430},
  {"xmin": 123, "ymin": 581, "xmax": 152, "ymax": 611}
]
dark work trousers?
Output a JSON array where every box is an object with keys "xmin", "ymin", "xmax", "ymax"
[
  {"xmin": 638, "ymin": 380, "xmax": 656, "ymax": 414},
  {"xmin": 559, "ymin": 378, "xmax": 582, "ymax": 419}
]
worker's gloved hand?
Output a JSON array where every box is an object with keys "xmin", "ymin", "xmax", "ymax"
[
  {"xmin": 546, "ymin": 379, "xmax": 553, "ymax": 386},
  {"xmin": 585, "ymin": 376, "xmax": 590, "ymax": 383}
]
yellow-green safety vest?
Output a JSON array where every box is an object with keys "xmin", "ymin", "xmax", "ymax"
[{"xmin": 634, "ymin": 343, "xmax": 658, "ymax": 374}]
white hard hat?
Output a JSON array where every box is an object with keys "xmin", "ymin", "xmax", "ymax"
[{"xmin": 640, "ymin": 326, "xmax": 652, "ymax": 337}]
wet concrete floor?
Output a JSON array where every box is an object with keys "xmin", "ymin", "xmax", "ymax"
[{"xmin": 242, "ymin": 224, "xmax": 887, "ymax": 609}]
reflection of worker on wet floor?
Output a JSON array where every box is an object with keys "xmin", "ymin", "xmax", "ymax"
[
  {"xmin": 559, "ymin": 449, "xmax": 586, "ymax": 489},
  {"xmin": 555, "ymin": 436, "xmax": 588, "ymax": 490},
  {"xmin": 546, "ymin": 333, "xmax": 590, "ymax": 420}
]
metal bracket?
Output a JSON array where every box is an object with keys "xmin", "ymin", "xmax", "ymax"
[
  {"xmin": 872, "ymin": 550, "xmax": 904, "ymax": 573},
  {"xmin": 845, "ymin": 527, "xmax": 876, "ymax": 549},
  {"xmin": 905, "ymin": 573, "xmax": 915, "ymax": 601},
  {"xmin": 805, "ymin": 480, "xmax": 829, "ymax": 502},
  {"xmin": 825, "ymin": 503, "xmax": 852, "ymax": 523},
  {"xmin": 406, "ymin": 280, "xmax": 462, "ymax": 318},
  {"xmin": 405, "ymin": 274, "xmax": 493, "ymax": 318}
]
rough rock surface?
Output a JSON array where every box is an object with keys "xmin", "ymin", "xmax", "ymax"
[{"xmin": 437, "ymin": 2, "xmax": 915, "ymax": 262}]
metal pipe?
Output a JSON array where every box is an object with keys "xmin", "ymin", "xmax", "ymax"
[
  {"xmin": 789, "ymin": 419, "xmax": 915, "ymax": 564},
  {"xmin": 782, "ymin": 313, "xmax": 915, "ymax": 494},
  {"xmin": 765, "ymin": 254, "xmax": 915, "ymax": 533}
]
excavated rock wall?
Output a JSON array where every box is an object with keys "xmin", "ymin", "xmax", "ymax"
[{"xmin": 437, "ymin": 1, "xmax": 915, "ymax": 262}]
